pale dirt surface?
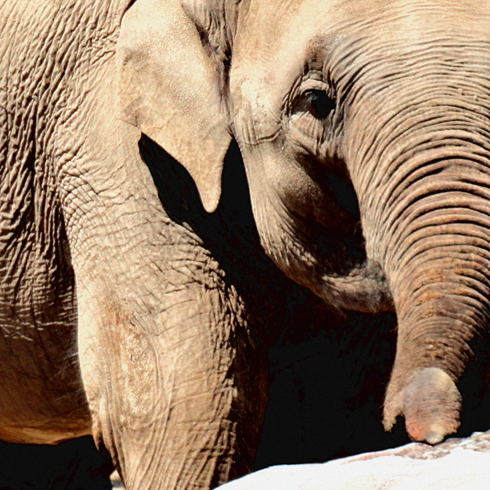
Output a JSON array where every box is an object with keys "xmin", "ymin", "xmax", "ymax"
[
  {"xmin": 218, "ymin": 431, "xmax": 490, "ymax": 490},
  {"xmin": 3, "ymin": 432, "xmax": 489, "ymax": 488}
]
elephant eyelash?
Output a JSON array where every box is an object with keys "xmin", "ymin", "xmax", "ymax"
[
  {"xmin": 284, "ymin": 79, "xmax": 343, "ymax": 164},
  {"xmin": 288, "ymin": 76, "xmax": 337, "ymax": 119},
  {"xmin": 288, "ymin": 88, "xmax": 338, "ymax": 156},
  {"xmin": 295, "ymin": 89, "xmax": 337, "ymax": 120}
]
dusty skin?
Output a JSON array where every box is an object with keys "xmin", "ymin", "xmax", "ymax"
[{"xmin": 3, "ymin": 0, "xmax": 490, "ymax": 488}]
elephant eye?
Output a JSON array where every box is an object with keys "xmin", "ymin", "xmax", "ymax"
[{"xmin": 298, "ymin": 89, "xmax": 336, "ymax": 119}]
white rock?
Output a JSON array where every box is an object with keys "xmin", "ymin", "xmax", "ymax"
[{"xmin": 219, "ymin": 432, "xmax": 490, "ymax": 489}]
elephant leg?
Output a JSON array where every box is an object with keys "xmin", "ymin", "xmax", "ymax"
[
  {"xmin": 58, "ymin": 91, "xmax": 269, "ymax": 489},
  {"xmin": 78, "ymin": 270, "xmax": 268, "ymax": 490}
]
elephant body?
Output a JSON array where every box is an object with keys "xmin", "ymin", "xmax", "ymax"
[
  {"xmin": 2, "ymin": 0, "xmax": 490, "ymax": 488},
  {"xmin": 0, "ymin": 1, "xmax": 93, "ymax": 443},
  {"xmin": 1, "ymin": 1, "xmax": 275, "ymax": 486}
]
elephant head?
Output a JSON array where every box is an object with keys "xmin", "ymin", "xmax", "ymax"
[{"xmin": 118, "ymin": 0, "xmax": 490, "ymax": 445}]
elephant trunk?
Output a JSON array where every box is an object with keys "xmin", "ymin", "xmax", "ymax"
[
  {"xmin": 383, "ymin": 259, "xmax": 488, "ymax": 443},
  {"xmin": 376, "ymin": 157, "xmax": 490, "ymax": 443},
  {"xmin": 344, "ymin": 57, "xmax": 490, "ymax": 442}
]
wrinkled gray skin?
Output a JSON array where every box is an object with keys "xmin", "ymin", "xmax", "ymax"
[
  {"xmin": 2, "ymin": 0, "xmax": 490, "ymax": 488},
  {"xmin": 225, "ymin": 0, "xmax": 490, "ymax": 448}
]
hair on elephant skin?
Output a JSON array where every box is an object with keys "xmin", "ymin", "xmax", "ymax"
[{"xmin": 3, "ymin": 0, "xmax": 490, "ymax": 489}]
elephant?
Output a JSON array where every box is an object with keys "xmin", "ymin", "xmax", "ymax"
[{"xmin": 3, "ymin": 0, "xmax": 490, "ymax": 488}]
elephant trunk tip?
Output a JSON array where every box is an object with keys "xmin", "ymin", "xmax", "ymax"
[{"xmin": 383, "ymin": 367, "xmax": 462, "ymax": 445}]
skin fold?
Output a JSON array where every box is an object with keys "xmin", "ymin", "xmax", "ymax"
[{"xmin": 2, "ymin": 0, "xmax": 490, "ymax": 489}]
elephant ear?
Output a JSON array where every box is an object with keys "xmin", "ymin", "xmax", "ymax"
[{"xmin": 116, "ymin": 0, "xmax": 231, "ymax": 212}]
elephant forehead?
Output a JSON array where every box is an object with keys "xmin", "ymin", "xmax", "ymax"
[
  {"xmin": 325, "ymin": 0, "xmax": 490, "ymax": 40},
  {"xmin": 232, "ymin": 0, "xmax": 490, "ymax": 70},
  {"xmin": 230, "ymin": 0, "xmax": 490, "ymax": 146}
]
